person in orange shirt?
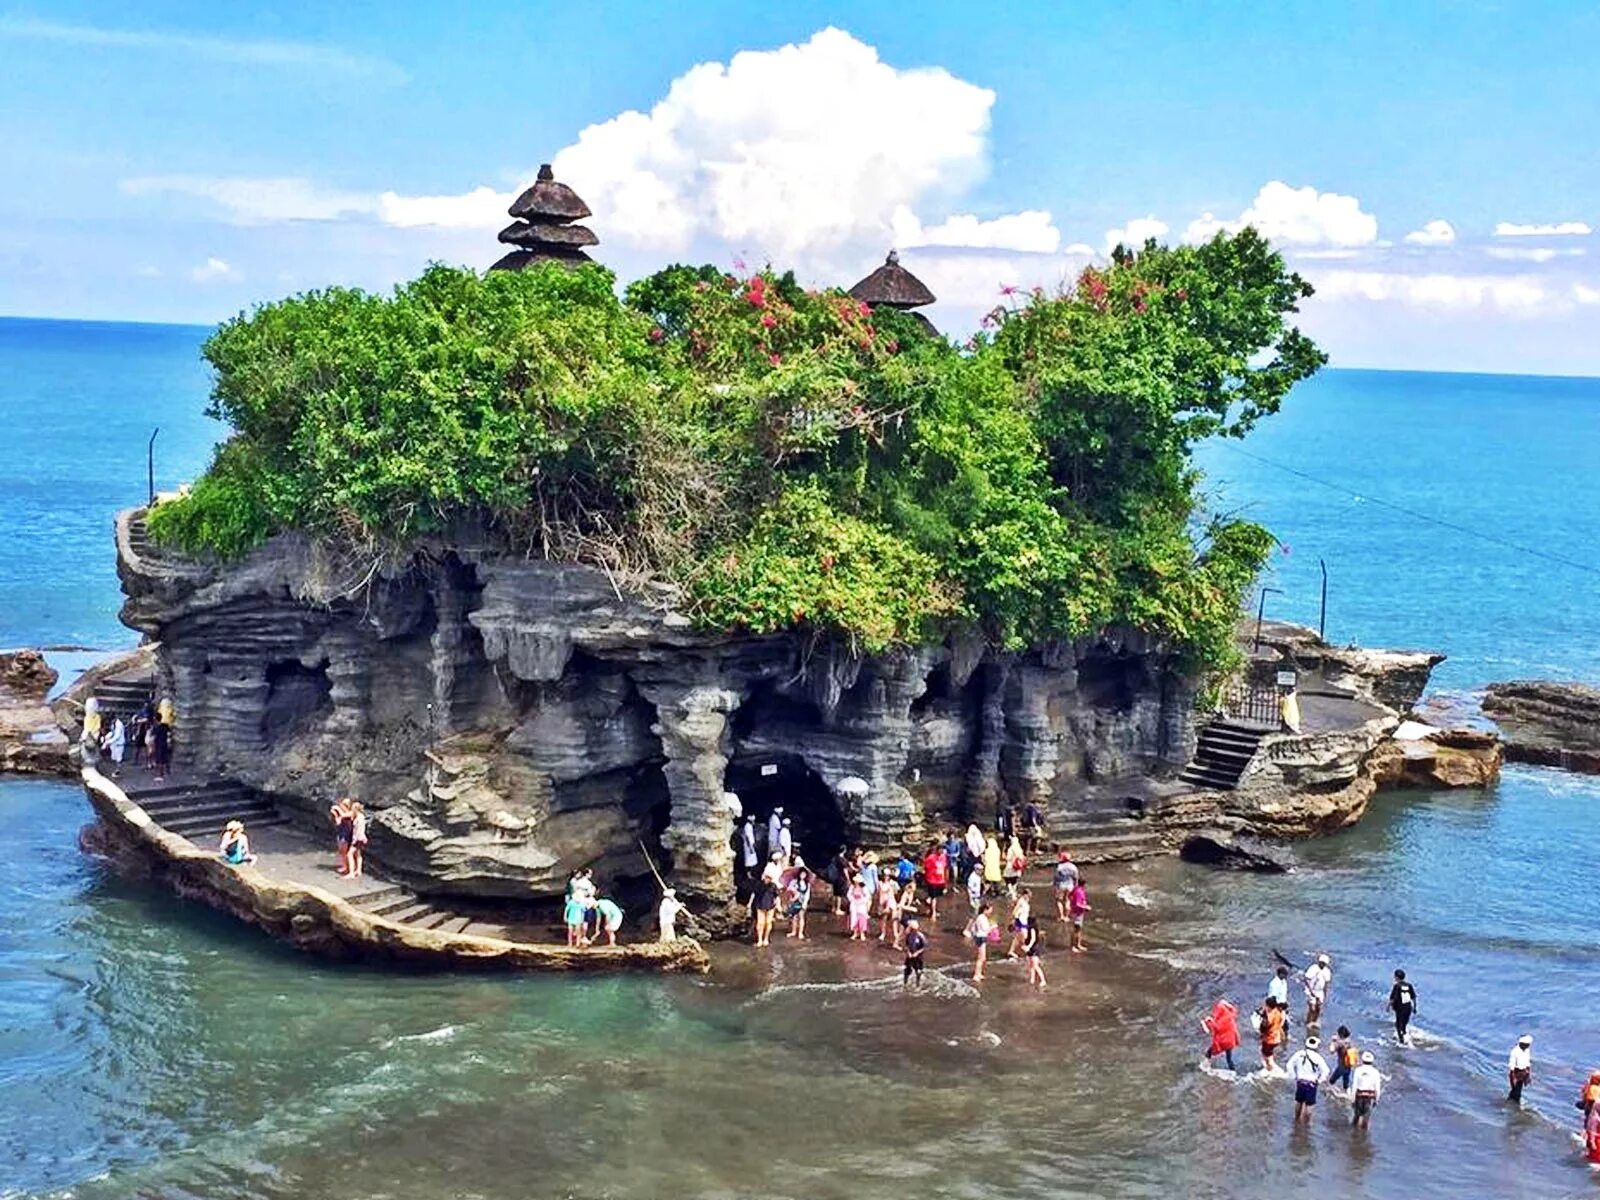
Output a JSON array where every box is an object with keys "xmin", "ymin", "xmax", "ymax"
[{"xmin": 1259, "ymin": 998, "xmax": 1288, "ymax": 1073}]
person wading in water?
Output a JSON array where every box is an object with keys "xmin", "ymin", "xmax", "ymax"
[
  {"xmin": 1285, "ymin": 1036, "xmax": 1330, "ymax": 1124},
  {"xmin": 1388, "ymin": 968, "xmax": 1418, "ymax": 1044},
  {"xmin": 1351, "ymin": 1051, "xmax": 1382, "ymax": 1129},
  {"xmin": 1507, "ymin": 1035, "xmax": 1534, "ymax": 1105},
  {"xmin": 1202, "ymin": 999, "xmax": 1241, "ymax": 1072}
]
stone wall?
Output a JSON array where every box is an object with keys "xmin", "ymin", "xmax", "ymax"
[{"xmin": 117, "ymin": 509, "xmax": 1198, "ymax": 906}]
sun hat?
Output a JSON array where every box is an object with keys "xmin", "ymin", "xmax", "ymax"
[
  {"xmin": 1305, "ymin": 1036, "xmax": 1321, "ymax": 1049},
  {"xmin": 225, "ymin": 819, "xmax": 244, "ymax": 832},
  {"xmin": 1317, "ymin": 953, "xmax": 1330, "ymax": 965},
  {"xmin": 1361, "ymin": 1050, "xmax": 1375, "ymax": 1064},
  {"xmin": 1518, "ymin": 1035, "xmax": 1532, "ymax": 1046}
]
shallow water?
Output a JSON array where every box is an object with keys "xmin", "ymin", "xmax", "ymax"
[{"xmin": 4, "ymin": 322, "xmax": 1600, "ymax": 1196}]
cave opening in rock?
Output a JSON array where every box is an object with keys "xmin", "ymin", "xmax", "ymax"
[
  {"xmin": 1075, "ymin": 653, "xmax": 1143, "ymax": 712},
  {"xmin": 260, "ymin": 659, "xmax": 332, "ymax": 742},
  {"xmin": 724, "ymin": 754, "xmax": 845, "ymax": 863}
]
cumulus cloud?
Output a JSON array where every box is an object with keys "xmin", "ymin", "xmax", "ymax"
[
  {"xmin": 1104, "ymin": 216, "xmax": 1169, "ymax": 253},
  {"xmin": 1184, "ymin": 182, "xmax": 1378, "ymax": 248},
  {"xmin": 1493, "ymin": 220, "xmax": 1592, "ymax": 237},
  {"xmin": 891, "ymin": 207, "xmax": 1061, "ymax": 253},
  {"xmin": 377, "ymin": 186, "xmax": 510, "ymax": 229},
  {"xmin": 1403, "ymin": 219, "xmax": 1456, "ymax": 246},
  {"xmin": 188, "ymin": 257, "xmax": 238, "ymax": 283},
  {"xmin": 1486, "ymin": 246, "xmax": 1586, "ymax": 263},
  {"xmin": 550, "ymin": 28, "xmax": 1015, "ymax": 263},
  {"xmin": 122, "ymin": 175, "xmax": 375, "ymax": 224},
  {"xmin": 1312, "ymin": 269, "xmax": 1558, "ymax": 316},
  {"xmin": 1574, "ymin": 284, "xmax": 1600, "ymax": 305}
]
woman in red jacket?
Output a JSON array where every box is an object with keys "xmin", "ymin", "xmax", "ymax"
[{"xmin": 1202, "ymin": 998, "xmax": 1241, "ymax": 1072}]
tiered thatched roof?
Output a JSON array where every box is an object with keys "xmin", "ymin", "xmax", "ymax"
[
  {"xmin": 848, "ymin": 250, "xmax": 938, "ymax": 334},
  {"xmin": 489, "ymin": 165, "xmax": 598, "ymax": 271}
]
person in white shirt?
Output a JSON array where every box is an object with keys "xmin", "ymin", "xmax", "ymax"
[
  {"xmin": 1285, "ymin": 1035, "xmax": 1330, "ymax": 1123},
  {"xmin": 1267, "ymin": 966, "xmax": 1290, "ymax": 1008},
  {"xmin": 1302, "ymin": 954, "xmax": 1332, "ymax": 1026},
  {"xmin": 777, "ymin": 818, "xmax": 794, "ymax": 864},
  {"xmin": 658, "ymin": 888, "xmax": 684, "ymax": 943},
  {"xmin": 1507, "ymin": 1035, "xmax": 1533, "ymax": 1104},
  {"xmin": 1351, "ymin": 1050, "xmax": 1383, "ymax": 1129}
]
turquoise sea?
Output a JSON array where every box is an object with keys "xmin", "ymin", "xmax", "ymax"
[{"xmin": 2, "ymin": 317, "xmax": 1598, "ymax": 1198}]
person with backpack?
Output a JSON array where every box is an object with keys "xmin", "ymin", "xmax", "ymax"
[
  {"xmin": 1327, "ymin": 1026, "xmax": 1358, "ymax": 1094},
  {"xmin": 1388, "ymin": 968, "xmax": 1418, "ymax": 1044}
]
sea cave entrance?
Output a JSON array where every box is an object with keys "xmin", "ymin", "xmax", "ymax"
[{"xmin": 724, "ymin": 753, "xmax": 846, "ymax": 869}]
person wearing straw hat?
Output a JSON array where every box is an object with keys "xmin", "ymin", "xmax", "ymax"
[
  {"xmin": 1507, "ymin": 1035, "xmax": 1534, "ymax": 1105},
  {"xmin": 657, "ymin": 887, "xmax": 684, "ymax": 943},
  {"xmin": 1286, "ymin": 1035, "xmax": 1330, "ymax": 1122},
  {"xmin": 218, "ymin": 820, "xmax": 255, "ymax": 865}
]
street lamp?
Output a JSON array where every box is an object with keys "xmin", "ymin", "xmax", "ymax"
[{"xmin": 1253, "ymin": 587, "xmax": 1283, "ymax": 652}]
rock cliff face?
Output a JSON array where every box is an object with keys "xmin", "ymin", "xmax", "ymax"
[
  {"xmin": 116, "ymin": 510, "xmax": 1198, "ymax": 905},
  {"xmin": 1482, "ymin": 681, "xmax": 1600, "ymax": 773}
]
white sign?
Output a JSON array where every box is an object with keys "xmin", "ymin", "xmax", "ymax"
[
  {"xmin": 760, "ymin": 763, "xmax": 778, "ymax": 777},
  {"xmin": 1276, "ymin": 671, "xmax": 1298, "ymax": 688}
]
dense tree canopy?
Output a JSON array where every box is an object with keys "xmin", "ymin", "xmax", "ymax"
[{"xmin": 149, "ymin": 229, "xmax": 1324, "ymax": 675}]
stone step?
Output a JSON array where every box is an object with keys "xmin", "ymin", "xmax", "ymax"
[
  {"xmin": 1195, "ymin": 735, "xmax": 1258, "ymax": 756},
  {"xmin": 436, "ymin": 916, "xmax": 474, "ymax": 935},
  {"xmin": 166, "ymin": 813, "xmax": 289, "ymax": 837},
  {"xmin": 135, "ymin": 785, "xmax": 254, "ymax": 809},
  {"xmin": 140, "ymin": 798, "xmax": 275, "ymax": 826},
  {"xmin": 384, "ymin": 903, "xmax": 439, "ymax": 925},
  {"xmin": 124, "ymin": 778, "xmax": 240, "ymax": 802},
  {"xmin": 346, "ymin": 885, "xmax": 407, "ymax": 908},
  {"xmin": 413, "ymin": 910, "xmax": 459, "ymax": 931},
  {"xmin": 368, "ymin": 895, "xmax": 426, "ymax": 919}
]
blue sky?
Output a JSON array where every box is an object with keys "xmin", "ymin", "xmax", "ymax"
[{"xmin": 2, "ymin": 1, "xmax": 1597, "ymax": 373}]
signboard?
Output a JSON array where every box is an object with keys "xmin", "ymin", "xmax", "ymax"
[
  {"xmin": 1276, "ymin": 670, "xmax": 1298, "ymax": 688},
  {"xmin": 760, "ymin": 763, "xmax": 778, "ymax": 777}
]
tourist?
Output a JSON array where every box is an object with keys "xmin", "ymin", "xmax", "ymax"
[
  {"xmin": 921, "ymin": 840, "xmax": 949, "ymax": 924},
  {"xmin": 1002, "ymin": 832, "xmax": 1027, "ymax": 896},
  {"xmin": 1351, "ymin": 1051, "xmax": 1382, "ymax": 1129},
  {"xmin": 1327, "ymin": 1026, "xmax": 1357, "ymax": 1094},
  {"xmin": 658, "ymin": 887, "xmax": 684, "ymax": 942},
  {"xmin": 963, "ymin": 823, "xmax": 985, "ymax": 875},
  {"xmin": 128, "ymin": 703, "xmax": 150, "ymax": 767},
  {"xmin": 876, "ymin": 870, "xmax": 900, "ymax": 943},
  {"xmin": 966, "ymin": 859, "xmax": 984, "ymax": 913},
  {"xmin": 1577, "ymin": 1069, "xmax": 1600, "ymax": 1123},
  {"xmin": 1052, "ymin": 849, "xmax": 1078, "ymax": 921},
  {"xmin": 330, "ymin": 797, "xmax": 355, "ymax": 875},
  {"xmin": 739, "ymin": 816, "xmax": 758, "ymax": 893},
  {"xmin": 1202, "ymin": 998, "xmax": 1240, "ymax": 1071},
  {"xmin": 846, "ymin": 875, "xmax": 871, "ymax": 941},
  {"xmin": 945, "ymin": 827, "xmax": 967, "ymax": 889},
  {"xmin": 83, "ymin": 697, "xmax": 102, "ymax": 742},
  {"xmin": 564, "ymin": 882, "xmax": 590, "ymax": 947},
  {"xmin": 766, "ymin": 807, "xmax": 784, "ymax": 858},
  {"xmin": 78, "ymin": 724, "xmax": 101, "ymax": 769},
  {"xmin": 1005, "ymin": 887, "xmax": 1032, "ymax": 959},
  {"xmin": 982, "ymin": 832, "xmax": 1003, "ymax": 896},
  {"xmin": 997, "ymin": 805, "xmax": 1016, "ymax": 842},
  {"xmin": 785, "ymin": 867, "xmax": 812, "ymax": 940},
  {"xmin": 594, "ymin": 895, "xmax": 625, "ymax": 946},
  {"xmin": 1507, "ymin": 1035, "xmax": 1534, "ymax": 1105},
  {"xmin": 104, "ymin": 716, "xmax": 126, "ymax": 776},
  {"xmin": 218, "ymin": 820, "xmax": 255, "ymax": 866},
  {"xmin": 902, "ymin": 916, "xmax": 927, "ymax": 987},
  {"xmin": 1388, "ymin": 969, "xmax": 1418, "ymax": 1044},
  {"xmin": 777, "ymin": 817, "xmax": 794, "ymax": 864},
  {"xmin": 752, "ymin": 861, "xmax": 780, "ymax": 947},
  {"xmin": 1268, "ymin": 966, "xmax": 1291, "ymax": 1009},
  {"xmin": 1587, "ymin": 1095, "xmax": 1600, "ymax": 1166},
  {"xmin": 829, "ymin": 846, "xmax": 852, "ymax": 917},
  {"xmin": 1022, "ymin": 918, "xmax": 1046, "ymax": 989},
  {"xmin": 965, "ymin": 901, "xmax": 997, "ymax": 982},
  {"xmin": 860, "ymin": 852, "xmax": 881, "ymax": 912},
  {"xmin": 1068, "ymin": 876, "xmax": 1090, "ymax": 953},
  {"xmin": 1259, "ymin": 998, "xmax": 1287, "ymax": 1073},
  {"xmin": 149, "ymin": 715, "xmax": 171, "ymax": 781},
  {"xmin": 1303, "ymin": 953, "xmax": 1332, "ymax": 1026},
  {"xmin": 347, "ymin": 801, "xmax": 368, "ymax": 878},
  {"xmin": 1286, "ymin": 1035, "xmax": 1330, "ymax": 1123},
  {"xmin": 1021, "ymin": 800, "xmax": 1043, "ymax": 854}
]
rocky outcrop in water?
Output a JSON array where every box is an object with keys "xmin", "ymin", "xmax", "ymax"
[
  {"xmin": 1180, "ymin": 828, "xmax": 1293, "ymax": 872},
  {"xmin": 116, "ymin": 510, "xmax": 1200, "ymax": 907},
  {"xmin": 1482, "ymin": 681, "xmax": 1600, "ymax": 773},
  {"xmin": 1249, "ymin": 619, "xmax": 1443, "ymax": 713},
  {"xmin": 0, "ymin": 649, "xmax": 68, "ymax": 774}
]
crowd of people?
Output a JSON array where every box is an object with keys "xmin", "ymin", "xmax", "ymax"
[
  {"xmin": 1201, "ymin": 955, "xmax": 1600, "ymax": 1158},
  {"xmin": 78, "ymin": 694, "xmax": 175, "ymax": 779}
]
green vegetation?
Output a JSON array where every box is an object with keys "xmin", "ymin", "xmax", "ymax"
[{"xmin": 149, "ymin": 229, "xmax": 1324, "ymax": 675}]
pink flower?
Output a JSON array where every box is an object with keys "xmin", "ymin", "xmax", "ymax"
[
  {"xmin": 1000, "ymin": 284, "xmax": 1019, "ymax": 296},
  {"xmin": 760, "ymin": 312, "xmax": 777, "ymax": 328},
  {"xmin": 885, "ymin": 339, "xmax": 900, "ymax": 354},
  {"xmin": 733, "ymin": 257, "xmax": 747, "ymax": 271},
  {"xmin": 648, "ymin": 326, "xmax": 665, "ymax": 342},
  {"xmin": 1280, "ymin": 543, "xmax": 1292, "ymax": 556},
  {"xmin": 769, "ymin": 353, "xmax": 782, "ymax": 367},
  {"xmin": 856, "ymin": 301, "xmax": 870, "ymax": 317}
]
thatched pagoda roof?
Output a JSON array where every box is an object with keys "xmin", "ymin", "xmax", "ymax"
[
  {"xmin": 848, "ymin": 250, "xmax": 935, "ymax": 310},
  {"xmin": 497, "ymin": 221, "xmax": 599, "ymax": 249},
  {"xmin": 507, "ymin": 164, "xmax": 592, "ymax": 222},
  {"xmin": 490, "ymin": 247, "xmax": 595, "ymax": 272}
]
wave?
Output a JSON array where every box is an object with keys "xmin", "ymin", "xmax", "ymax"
[{"xmin": 1116, "ymin": 885, "xmax": 1157, "ymax": 909}]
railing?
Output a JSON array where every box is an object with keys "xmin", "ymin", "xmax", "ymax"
[{"xmin": 1221, "ymin": 679, "xmax": 1280, "ymax": 728}]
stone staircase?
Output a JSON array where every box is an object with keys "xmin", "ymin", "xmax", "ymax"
[
  {"xmin": 123, "ymin": 776, "xmax": 289, "ymax": 839},
  {"xmin": 1178, "ymin": 718, "xmax": 1270, "ymax": 791},
  {"xmin": 1048, "ymin": 812, "xmax": 1165, "ymax": 863},
  {"xmin": 95, "ymin": 674, "xmax": 155, "ymax": 723}
]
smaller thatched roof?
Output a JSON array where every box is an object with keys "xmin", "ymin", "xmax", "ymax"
[
  {"xmin": 507, "ymin": 164, "xmax": 592, "ymax": 222},
  {"xmin": 848, "ymin": 250, "xmax": 935, "ymax": 309},
  {"xmin": 497, "ymin": 221, "xmax": 599, "ymax": 249}
]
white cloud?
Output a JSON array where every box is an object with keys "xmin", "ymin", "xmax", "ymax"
[
  {"xmin": 1104, "ymin": 216, "xmax": 1169, "ymax": 253},
  {"xmin": 1403, "ymin": 219, "xmax": 1456, "ymax": 246},
  {"xmin": 122, "ymin": 176, "xmax": 375, "ymax": 225},
  {"xmin": 0, "ymin": 16, "xmax": 405, "ymax": 82},
  {"xmin": 1573, "ymin": 284, "xmax": 1600, "ymax": 306},
  {"xmin": 1312, "ymin": 269, "xmax": 1558, "ymax": 316},
  {"xmin": 188, "ymin": 257, "xmax": 238, "ymax": 284},
  {"xmin": 549, "ymin": 28, "xmax": 1012, "ymax": 263},
  {"xmin": 1184, "ymin": 182, "xmax": 1377, "ymax": 248},
  {"xmin": 891, "ymin": 207, "xmax": 1060, "ymax": 253},
  {"xmin": 1493, "ymin": 221, "xmax": 1592, "ymax": 237},
  {"xmin": 377, "ymin": 186, "xmax": 511, "ymax": 229},
  {"xmin": 1486, "ymin": 246, "xmax": 1586, "ymax": 263}
]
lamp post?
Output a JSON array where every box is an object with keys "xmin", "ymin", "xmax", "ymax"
[
  {"xmin": 1253, "ymin": 587, "xmax": 1283, "ymax": 652},
  {"xmin": 1318, "ymin": 559, "xmax": 1328, "ymax": 641},
  {"xmin": 146, "ymin": 427, "xmax": 160, "ymax": 507}
]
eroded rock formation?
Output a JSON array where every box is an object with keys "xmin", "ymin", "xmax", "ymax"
[
  {"xmin": 117, "ymin": 510, "xmax": 1199, "ymax": 906},
  {"xmin": 1483, "ymin": 680, "xmax": 1600, "ymax": 773}
]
